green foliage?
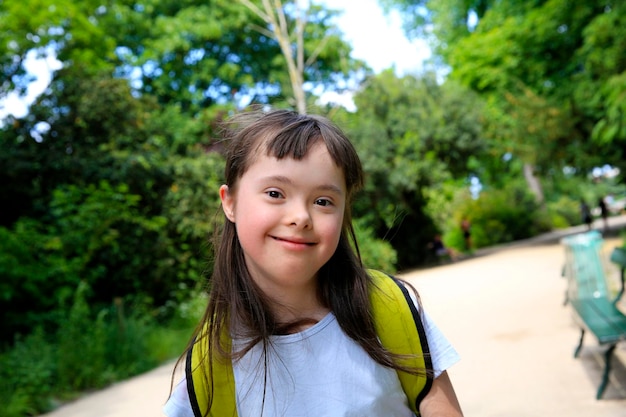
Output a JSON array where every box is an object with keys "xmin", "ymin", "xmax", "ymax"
[
  {"xmin": 423, "ymin": 179, "xmax": 472, "ymax": 234},
  {"xmin": 538, "ymin": 167, "xmax": 626, "ymax": 228},
  {"xmin": 0, "ymin": 68, "xmax": 229, "ymax": 342},
  {"xmin": 353, "ymin": 218, "xmax": 398, "ymax": 272},
  {"xmin": 7, "ymin": 0, "xmax": 626, "ymax": 410},
  {"xmin": 445, "ymin": 3, "xmax": 605, "ymax": 175},
  {"xmin": 591, "ymin": 74, "xmax": 626, "ymax": 144},
  {"xmin": 445, "ymin": 182, "xmax": 552, "ymax": 249},
  {"xmin": 546, "ymin": 196, "xmax": 582, "ymax": 229},
  {"xmin": 151, "ymin": 289, "xmax": 207, "ymax": 363},
  {"xmin": 383, "ymin": 0, "xmax": 626, "ymax": 214},
  {"xmin": 0, "ymin": 65, "xmax": 218, "ymax": 399},
  {"xmin": 47, "ymin": 181, "xmax": 171, "ymax": 305},
  {"xmin": 0, "ymin": 0, "xmax": 117, "ymax": 99},
  {"xmin": 0, "ymin": 328, "xmax": 57, "ymax": 416},
  {"xmin": 577, "ymin": 2, "xmax": 626, "ymax": 172},
  {"xmin": 0, "ymin": 282, "xmax": 193, "ymax": 417},
  {"xmin": 347, "ymin": 71, "xmax": 486, "ymax": 267},
  {"xmin": 57, "ymin": 282, "xmax": 111, "ymax": 391},
  {"xmin": 0, "ymin": 218, "xmax": 78, "ymax": 339},
  {"xmin": 163, "ymin": 153, "xmax": 225, "ymax": 242}
]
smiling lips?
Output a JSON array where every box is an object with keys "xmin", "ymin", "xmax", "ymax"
[{"xmin": 271, "ymin": 235, "xmax": 316, "ymax": 246}]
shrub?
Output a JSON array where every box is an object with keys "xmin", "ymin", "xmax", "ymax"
[
  {"xmin": 57, "ymin": 281, "xmax": 111, "ymax": 391},
  {"xmin": 353, "ymin": 218, "xmax": 398, "ymax": 272},
  {"xmin": 0, "ymin": 328, "xmax": 57, "ymax": 416},
  {"xmin": 546, "ymin": 196, "xmax": 581, "ymax": 228},
  {"xmin": 0, "ymin": 281, "xmax": 193, "ymax": 416},
  {"xmin": 447, "ymin": 183, "xmax": 551, "ymax": 249}
]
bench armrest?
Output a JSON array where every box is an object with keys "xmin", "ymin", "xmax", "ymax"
[{"xmin": 610, "ymin": 247, "xmax": 626, "ymax": 305}]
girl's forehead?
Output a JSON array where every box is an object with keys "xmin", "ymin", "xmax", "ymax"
[
  {"xmin": 247, "ymin": 138, "xmax": 330, "ymax": 168},
  {"xmin": 242, "ymin": 142, "xmax": 346, "ymax": 186},
  {"xmin": 228, "ymin": 127, "xmax": 360, "ymax": 193}
]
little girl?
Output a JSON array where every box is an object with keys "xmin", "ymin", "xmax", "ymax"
[{"xmin": 164, "ymin": 109, "xmax": 463, "ymax": 417}]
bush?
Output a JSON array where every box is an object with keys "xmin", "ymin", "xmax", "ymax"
[
  {"xmin": 57, "ymin": 282, "xmax": 111, "ymax": 391},
  {"xmin": 446, "ymin": 183, "xmax": 551, "ymax": 249},
  {"xmin": 0, "ymin": 328, "xmax": 57, "ymax": 416},
  {"xmin": 0, "ymin": 281, "xmax": 193, "ymax": 416},
  {"xmin": 546, "ymin": 196, "xmax": 582, "ymax": 228},
  {"xmin": 0, "ymin": 219, "xmax": 80, "ymax": 342},
  {"xmin": 353, "ymin": 218, "xmax": 398, "ymax": 272}
]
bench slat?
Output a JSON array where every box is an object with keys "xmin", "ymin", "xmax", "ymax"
[{"xmin": 570, "ymin": 298, "xmax": 626, "ymax": 344}]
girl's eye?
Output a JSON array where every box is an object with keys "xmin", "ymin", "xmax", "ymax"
[
  {"xmin": 267, "ymin": 190, "xmax": 283, "ymax": 199},
  {"xmin": 315, "ymin": 198, "xmax": 332, "ymax": 207}
]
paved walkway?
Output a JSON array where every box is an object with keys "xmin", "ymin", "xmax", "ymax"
[
  {"xmin": 41, "ymin": 217, "xmax": 626, "ymax": 417},
  {"xmin": 404, "ymin": 239, "xmax": 626, "ymax": 417}
]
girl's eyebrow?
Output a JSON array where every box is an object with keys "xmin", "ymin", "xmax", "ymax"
[{"xmin": 262, "ymin": 175, "xmax": 344, "ymax": 195}]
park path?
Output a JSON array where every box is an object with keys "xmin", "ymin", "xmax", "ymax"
[
  {"xmin": 41, "ymin": 217, "xmax": 626, "ymax": 417},
  {"xmin": 403, "ymin": 237, "xmax": 626, "ymax": 417}
]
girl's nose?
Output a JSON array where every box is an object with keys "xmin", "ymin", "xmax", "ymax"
[{"xmin": 288, "ymin": 203, "xmax": 312, "ymax": 229}]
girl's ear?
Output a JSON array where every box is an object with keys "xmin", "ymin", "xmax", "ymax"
[{"xmin": 220, "ymin": 185, "xmax": 236, "ymax": 222}]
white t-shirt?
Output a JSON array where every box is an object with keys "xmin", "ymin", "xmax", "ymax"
[{"xmin": 164, "ymin": 308, "xmax": 459, "ymax": 417}]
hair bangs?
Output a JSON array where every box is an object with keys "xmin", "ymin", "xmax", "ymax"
[{"xmin": 264, "ymin": 114, "xmax": 364, "ymax": 194}]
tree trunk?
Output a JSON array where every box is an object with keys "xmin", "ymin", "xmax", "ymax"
[
  {"xmin": 239, "ymin": 0, "xmax": 308, "ymax": 114},
  {"xmin": 523, "ymin": 162, "xmax": 545, "ymax": 206}
]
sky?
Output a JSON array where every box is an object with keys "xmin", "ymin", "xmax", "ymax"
[
  {"xmin": 315, "ymin": 0, "xmax": 431, "ymax": 109},
  {"xmin": 316, "ymin": 0, "xmax": 430, "ymax": 75},
  {"xmin": 0, "ymin": 48, "xmax": 62, "ymax": 120},
  {"xmin": 0, "ymin": 0, "xmax": 429, "ymax": 118}
]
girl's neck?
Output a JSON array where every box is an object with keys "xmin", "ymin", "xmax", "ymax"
[
  {"xmin": 274, "ymin": 302, "xmax": 330, "ymax": 323},
  {"xmin": 268, "ymin": 290, "xmax": 330, "ymax": 333}
]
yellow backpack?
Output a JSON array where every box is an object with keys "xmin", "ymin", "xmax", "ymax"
[{"xmin": 186, "ymin": 270, "xmax": 433, "ymax": 416}]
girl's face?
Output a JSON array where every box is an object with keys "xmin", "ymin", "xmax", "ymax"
[{"xmin": 220, "ymin": 142, "xmax": 346, "ymax": 302}]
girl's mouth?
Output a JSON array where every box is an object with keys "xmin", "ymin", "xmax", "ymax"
[{"xmin": 272, "ymin": 236, "xmax": 315, "ymax": 246}]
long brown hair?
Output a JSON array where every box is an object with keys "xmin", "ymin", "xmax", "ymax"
[{"xmin": 172, "ymin": 109, "xmax": 425, "ymax": 414}]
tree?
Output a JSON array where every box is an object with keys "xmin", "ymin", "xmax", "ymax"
[
  {"xmin": 240, "ymin": 0, "xmax": 310, "ymax": 113},
  {"xmin": 1, "ymin": 0, "xmax": 365, "ymax": 118},
  {"xmin": 0, "ymin": 0, "xmax": 117, "ymax": 102},
  {"xmin": 382, "ymin": 0, "xmax": 626, "ymax": 201},
  {"xmin": 0, "ymin": 0, "xmax": 370, "ymax": 345},
  {"xmin": 345, "ymin": 70, "xmax": 486, "ymax": 267},
  {"xmin": 238, "ymin": 0, "xmax": 359, "ymax": 113}
]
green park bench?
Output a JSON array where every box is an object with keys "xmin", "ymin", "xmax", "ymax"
[{"xmin": 561, "ymin": 231, "xmax": 626, "ymax": 399}]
